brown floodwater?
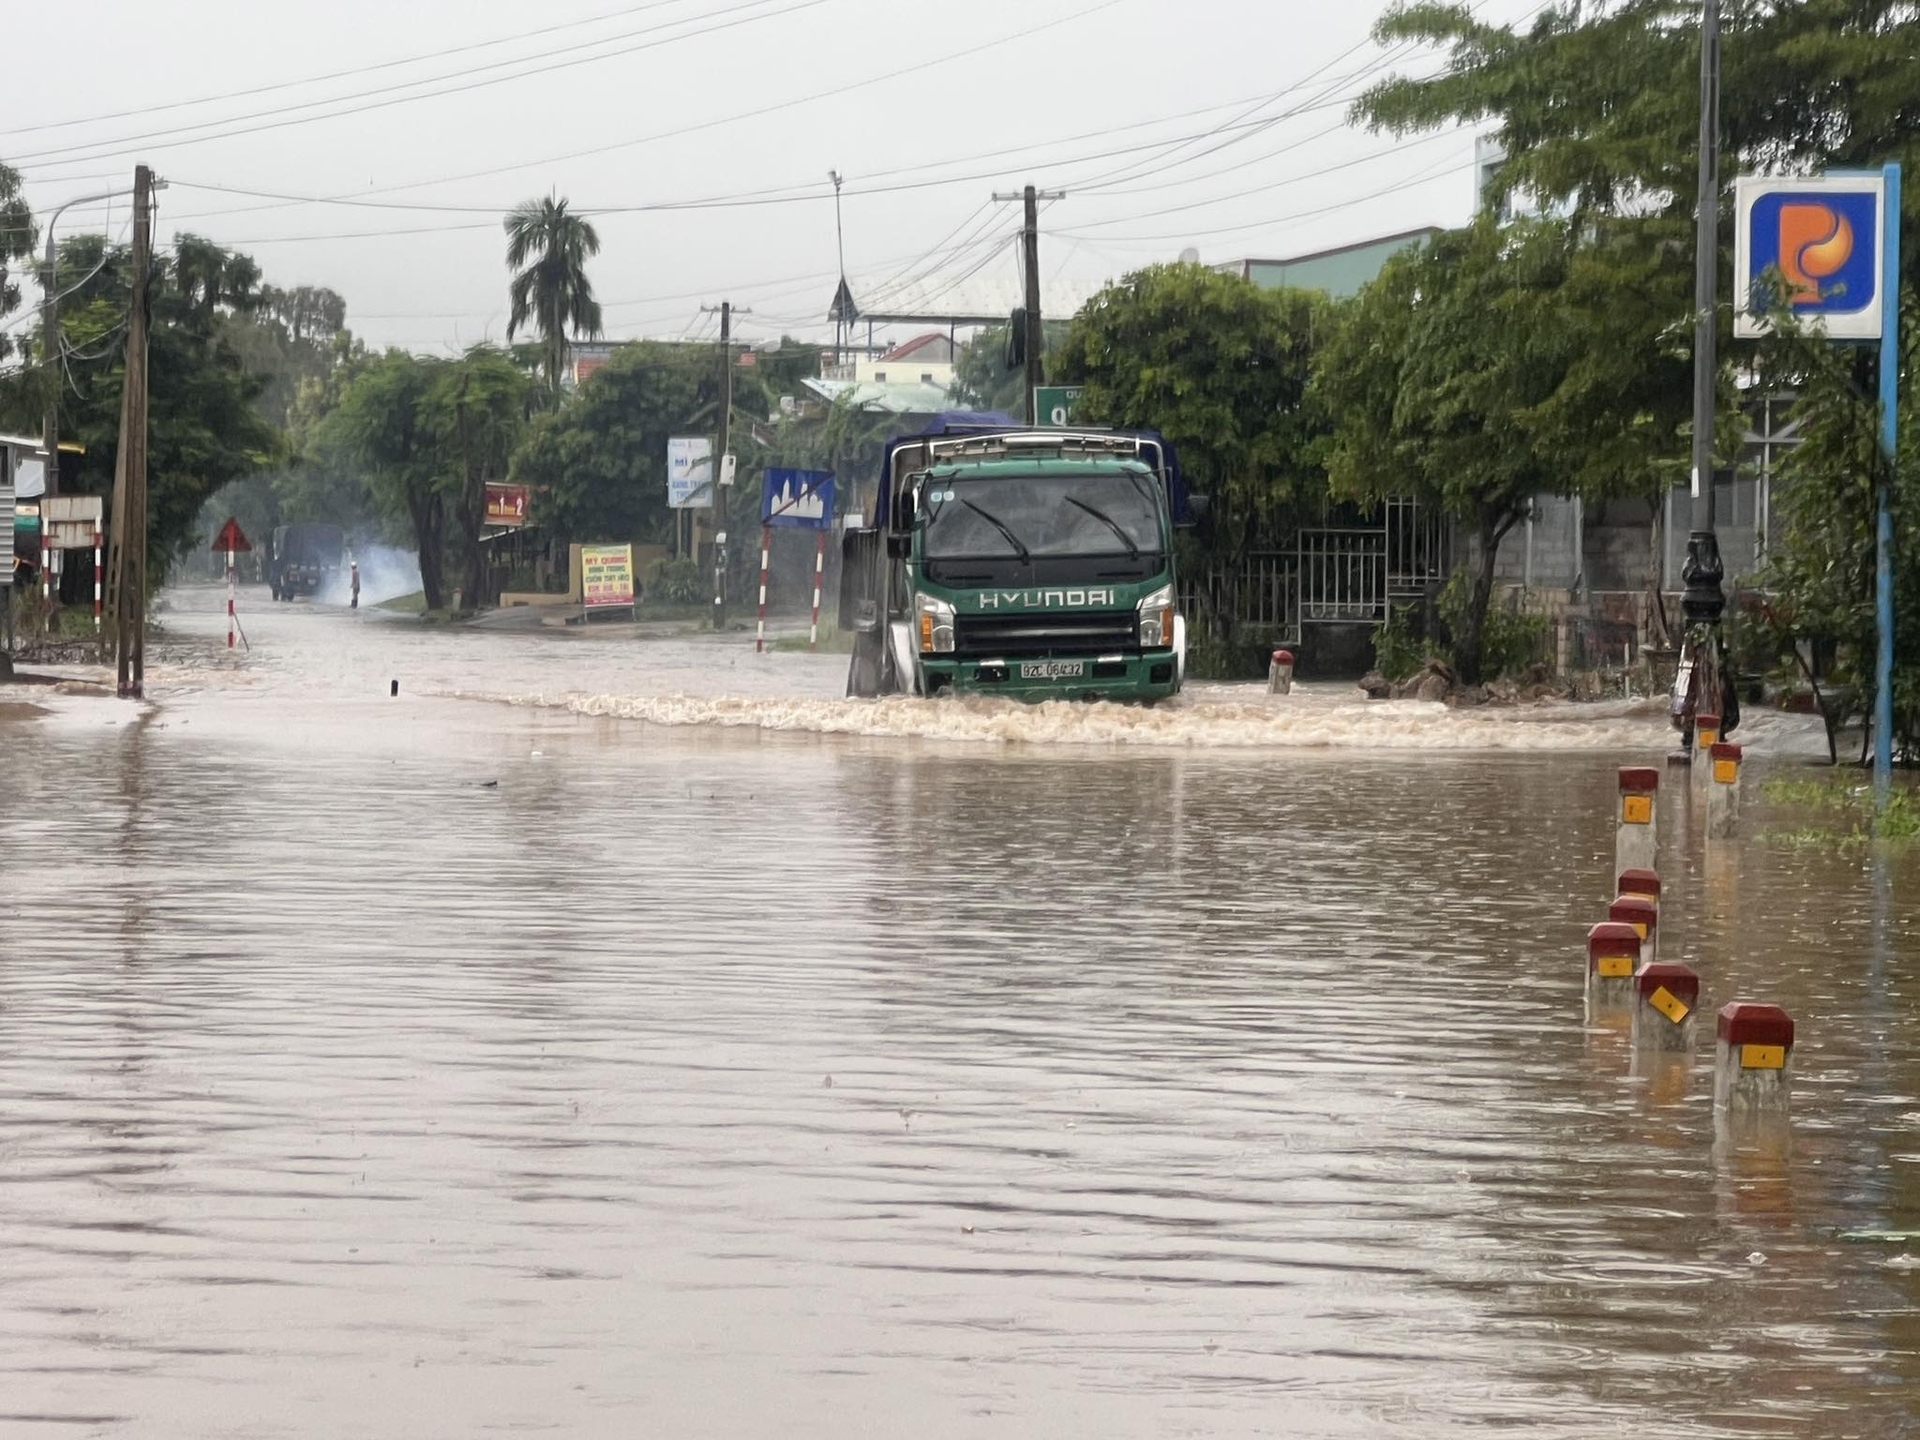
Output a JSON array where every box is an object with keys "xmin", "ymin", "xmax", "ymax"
[{"xmin": 2, "ymin": 585, "xmax": 1915, "ymax": 1438}]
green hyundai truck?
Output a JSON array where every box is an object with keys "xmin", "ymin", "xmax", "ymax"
[{"xmin": 839, "ymin": 415, "xmax": 1205, "ymax": 703}]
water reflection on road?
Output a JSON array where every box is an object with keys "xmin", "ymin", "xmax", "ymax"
[{"xmin": 0, "ymin": 587, "xmax": 1913, "ymax": 1437}]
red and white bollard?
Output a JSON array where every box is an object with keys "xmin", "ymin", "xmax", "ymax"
[
  {"xmin": 1586, "ymin": 921, "xmax": 1641, "ymax": 1007},
  {"xmin": 809, "ymin": 531, "xmax": 826, "ymax": 652},
  {"xmin": 1631, "ymin": 960, "xmax": 1700, "ymax": 1055},
  {"xmin": 1268, "ymin": 648, "xmax": 1295, "ymax": 695},
  {"xmin": 1615, "ymin": 766, "xmax": 1659, "ymax": 880},
  {"xmin": 1714, "ymin": 1002, "xmax": 1793, "ymax": 1116},
  {"xmin": 1707, "ymin": 741, "xmax": 1743, "ymax": 841},
  {"xmin": 1697, "ymin": 718, "xmax": 1728, "ymax": 806},
  {"xmin": 754, "ymin": 526, "xmax": 771, "ymax": 654},
  {"xmin": 93, "ymin": 528, "xmax": 103, "ymax": 634}
]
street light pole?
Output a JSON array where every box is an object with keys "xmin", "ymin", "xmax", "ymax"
[
  {"xmin": 1680, "ymin": 0, "xmax": 1730, "ymax": 741},
  {"xmin": 41, "ymin": 188, "xmax": 122, "ymax": 498}
]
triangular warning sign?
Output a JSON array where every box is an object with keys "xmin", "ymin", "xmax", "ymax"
[{"xmin": 212, "ymin": 517, "xmax": 253, "ymax": 552}]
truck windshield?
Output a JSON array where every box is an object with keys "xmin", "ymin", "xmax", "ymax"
[{"xmin": 922, "ymin": 473, "xmax": 1162, "ymax": 561}]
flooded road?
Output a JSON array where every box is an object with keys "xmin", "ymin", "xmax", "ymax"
[{"xmin": 3, "ymin": 586, "xmax": 1916, "ymax": 1438}]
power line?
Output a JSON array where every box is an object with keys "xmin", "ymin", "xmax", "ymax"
[
  {"xmin": 10, "ymin": 0, "xmax": 832, "ymax": 169},
  {"xmin": 1, "ymin": 0, "xmax": 715, "ymax": 142},
  {"xmin": 149, "ymin": 0, "xmax": 1129, "ymax": 224}
]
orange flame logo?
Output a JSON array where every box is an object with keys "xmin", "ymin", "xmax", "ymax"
[{"xmin": 1779, "ymin": 203, "xmax": 1854, "ymax": 303}]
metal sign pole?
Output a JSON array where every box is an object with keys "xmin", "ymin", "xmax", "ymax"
[{"xmin": 1873, "ymin": 161, "xmax": 1902, "ymax": 795}]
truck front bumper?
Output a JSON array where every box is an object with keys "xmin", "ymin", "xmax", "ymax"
[{"xmin": 920, "ymin": 650, "xmax": 1179, "ymax": 702}]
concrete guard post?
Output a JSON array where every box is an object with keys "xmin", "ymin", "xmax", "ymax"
[
  {"xmin": 1615, "ymin": 767, "xmax": 1660, "ymax": 881},
  {"xmin": 1608, "ymin": 893, "xmax": 1660, "ymax": 965},
  {"xmin": 1268, "ymin": 649, "xmax": 1295, "ymax": 696},
  {"xmin": 1715, "ymin": 1002, "xmax": 1793, "ymax": 1115},
  {"xmin": 1707, "ymin": 741, "xmax": 1744, "ymax": 841},
  {"xmin": 1631, "ymin": 960, "xmax": 1700, "ymax": 1054},
  {"xmin": 1694, "ymin": 711, "xmax": 1722, "ymax": 795},
  {"xmin": 1587, "ymin": 922, "xmax": 1642, "ymax": 1008}
]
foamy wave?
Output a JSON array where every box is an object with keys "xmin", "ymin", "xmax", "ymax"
[{"xmin": 466, "ymin": 687, "xmax": 1748, "ymax": 752}]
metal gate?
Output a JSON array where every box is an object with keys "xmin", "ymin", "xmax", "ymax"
[{"xmin": 1186, "ymin": 500, "xmax": 1450, "ymax": 644}]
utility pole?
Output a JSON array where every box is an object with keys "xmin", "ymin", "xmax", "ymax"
[
  {"xmin": 112, "ymin": 164, "xmax": 152, "ymax": 699},
  {"xmin": 1681, "ymin": 0, "xmax": 1729, "ymax": 738},
  {"xmin": 701, "ymin": 300, "xmax": 749, "ymax": 632},
  {"xmin": 993, "ymin": 184, "xmax": 1064, "ymax": 422}
]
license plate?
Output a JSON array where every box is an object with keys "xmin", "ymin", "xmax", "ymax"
[{"xmin": 1019, "ymin": 660, "xmax": 1085, "ymax": 680}]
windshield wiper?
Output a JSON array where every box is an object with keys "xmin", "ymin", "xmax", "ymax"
[
  {"xmin": 959, "ymin": 498, "xmax": 1031, "ymax": 562},
  {"xmin": 1065, "ymin": 495, "xmax": 1140, "ymax": 559}
]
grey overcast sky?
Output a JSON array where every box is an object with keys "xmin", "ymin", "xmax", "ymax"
[{"xmin": 8, "ymin": 0, "xmax": 1541, "ymax": 355}]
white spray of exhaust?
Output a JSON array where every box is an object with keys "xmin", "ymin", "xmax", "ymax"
[{"xmin": 315, "ymin": 544, "xmax": 421, "ymax": 607}]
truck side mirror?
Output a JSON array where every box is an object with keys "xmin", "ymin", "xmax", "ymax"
[{"xmin": 886, "ymin": 534, "xmax": 912, "ymax": 560}]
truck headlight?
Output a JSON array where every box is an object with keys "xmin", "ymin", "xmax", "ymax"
[
  {"xmin": 1138, "ymin": 584, "xmax": 1175, "ymax": 649},
  {"xmin": 915, "ymin": 592, "xmax": 955, "ymax": 653}
]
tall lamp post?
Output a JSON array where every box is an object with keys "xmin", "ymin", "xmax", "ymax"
[
  {"xmin": 1679, "ymin": 0, "xmax": 1732, "ymax": 746},
  {"xmin": 40, "ymin": 188, "xmax": 123, "ymax": 498}
]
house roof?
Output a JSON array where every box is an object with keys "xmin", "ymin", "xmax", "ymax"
[
  {"xmin": 1232, "ymin": 226, "xmax": 1444, "ymax": 270},
  {"xmin": 875, "ymin": 332, "xmax": 954, "ymax": 364},
  {"xmin": 803, "ymin": 377, "xmax": 952, "ymax": 415}
]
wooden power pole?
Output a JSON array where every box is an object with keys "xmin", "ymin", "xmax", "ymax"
[
  {"xmin": 993, "ymin": 184, "xmax": 1064, "ymax": 422},
  {"xmin": 701, "ymin": 299, "xmax": 749, "ymax": 632},
  {"xmin": 111, "ymin": 164, "xmax": 152, "ymax": 699}
]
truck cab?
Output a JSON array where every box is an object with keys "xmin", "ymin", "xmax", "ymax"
[
  {"xmin": 268, "ymin": 523, "xmax": 344, "ymax": 601},
  {"xmin": 841, "ymin": 421, "xmax": 1201, "ymax": 703}
]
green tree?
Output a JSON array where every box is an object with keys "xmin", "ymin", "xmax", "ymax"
[
  {"xmin": 423, "ymin": 346, "xmax": 533, "ymax": 607},
  {"xmin": 316, "ymin": 352, "xmax": 449, "ymax": 608},
  {"xmin": 950, "ymin": 320, "xmax": 1072, "ymax": 413},
  {"xmin": 0, "ymin": 160, "xmax": 35, "ymax": 366},
  {"xmin": 1751, "ymin": 300, "xmax": 1920, "ymax": 765},
  {"xmin": 504, "ymin": 196, "xmax": 604, "ymax": 397},
  {"xmin": 6, "ymin": 231, "xmax": 283, "ymax": 582},
  {"xmin": 510, "ymin": 342, "xmax": 714, "ymax": 553},
  {"xmin": 1052, "ymin": 262, "xmax": 1332, "ymax": 642},
  {"xmin": 1360, "ymin": 0, "xmax": 1920, "ymax": 250},
  {"xmin": 1317, "ymin": 219, "xmax": 1603, "ymax": 684}
]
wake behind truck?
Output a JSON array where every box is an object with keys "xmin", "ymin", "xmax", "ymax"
[{"xmin": 839, "ymin": 415, "xmax": 1205, "ymax": 703}]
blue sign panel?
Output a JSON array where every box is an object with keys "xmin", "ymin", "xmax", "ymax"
[
  {"xmin": 1735, "ymin": 175, "xmax": 1885, "ymax": 339},
  {"xmin": 761, "ymin": 468, "xmax": 835, "ymax": 531}
]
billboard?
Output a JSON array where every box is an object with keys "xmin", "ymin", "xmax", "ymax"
[
  {"xmin": 485, "ymin": 481, "xmax": 530, "ymax": 527},
  {"xmin": 761, "ymin": 468, "xmax": 835, "ymax": 531},
  {"xmin": 581, "ymin": 543, "xmax": 636, "ymax": 612},
  {"xmin": 668, "ymin": 437, "xmax": 713, "ymax": 508},
  {"xmin": 1734, "ymin": 173, "xmax": 1886, "ymax": 340}
]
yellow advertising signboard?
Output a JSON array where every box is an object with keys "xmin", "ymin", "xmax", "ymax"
[{"xmin": 581, "ymin": 543, "xmax": 635, "ymax": 612}]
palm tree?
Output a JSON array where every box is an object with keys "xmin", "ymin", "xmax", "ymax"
[{"xmin": 504, "ymin": 195, "xmax": 604, "ymax": 396}]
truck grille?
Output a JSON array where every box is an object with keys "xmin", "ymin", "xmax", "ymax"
[{"xmin": 954, "ymin": 610, "xmax": 1137, "ymax": 657}]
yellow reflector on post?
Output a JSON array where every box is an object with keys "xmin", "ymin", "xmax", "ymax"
[
  {"xmin": 1622, "ymin": 795, "xmax": 1654, "ymax": 825},
  {"xmin": 1596, "ymin": 956, "xmax": 1634, "ymax": 978},
  {"xmin": 1739, "ymin": 1043, "xmax": 1786, "ymax": 1070},
  {"xmin": 1649, "ymin": 986, "xmax": 1691, "ymax": 1024},
  {"xmin": 1713, "ymin": 759, "xmax": 1738, "ymax": 784}
]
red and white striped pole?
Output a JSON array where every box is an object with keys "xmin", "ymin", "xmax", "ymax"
[
  {"xmin": 226, "ymin": 545, "xmax": 236, "ymax": 648},
  {"xmin": 41, "ymin": 533, "xmax": 51, "ymax": 612},
  {"xmin": 809, "ymin": 531, "xmax": 825, "ymax": 652},
  {"xmin": 93, "ymin": 528, "xmax": 102, "ymax": 633},
  {"xmin": 755, "ymin": 525, "xmax": 771, "ymax": 654}
]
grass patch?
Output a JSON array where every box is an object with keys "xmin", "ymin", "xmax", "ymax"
[
  {"xmin": 377, "ymin": 590, "xmax": 427, "ymax": 614},
  {"xmin": 1759, "ymin": 775, "xmax": 1920, "ymax": 846}
]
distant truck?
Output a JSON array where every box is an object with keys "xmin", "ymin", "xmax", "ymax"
[
  {"xmin": 268, "ymin": 523, "xmax": 344, "ymax": 600},
  {"xmin": 839, "ymin": 415, "xmax": 1205, "ymax": 703}
]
